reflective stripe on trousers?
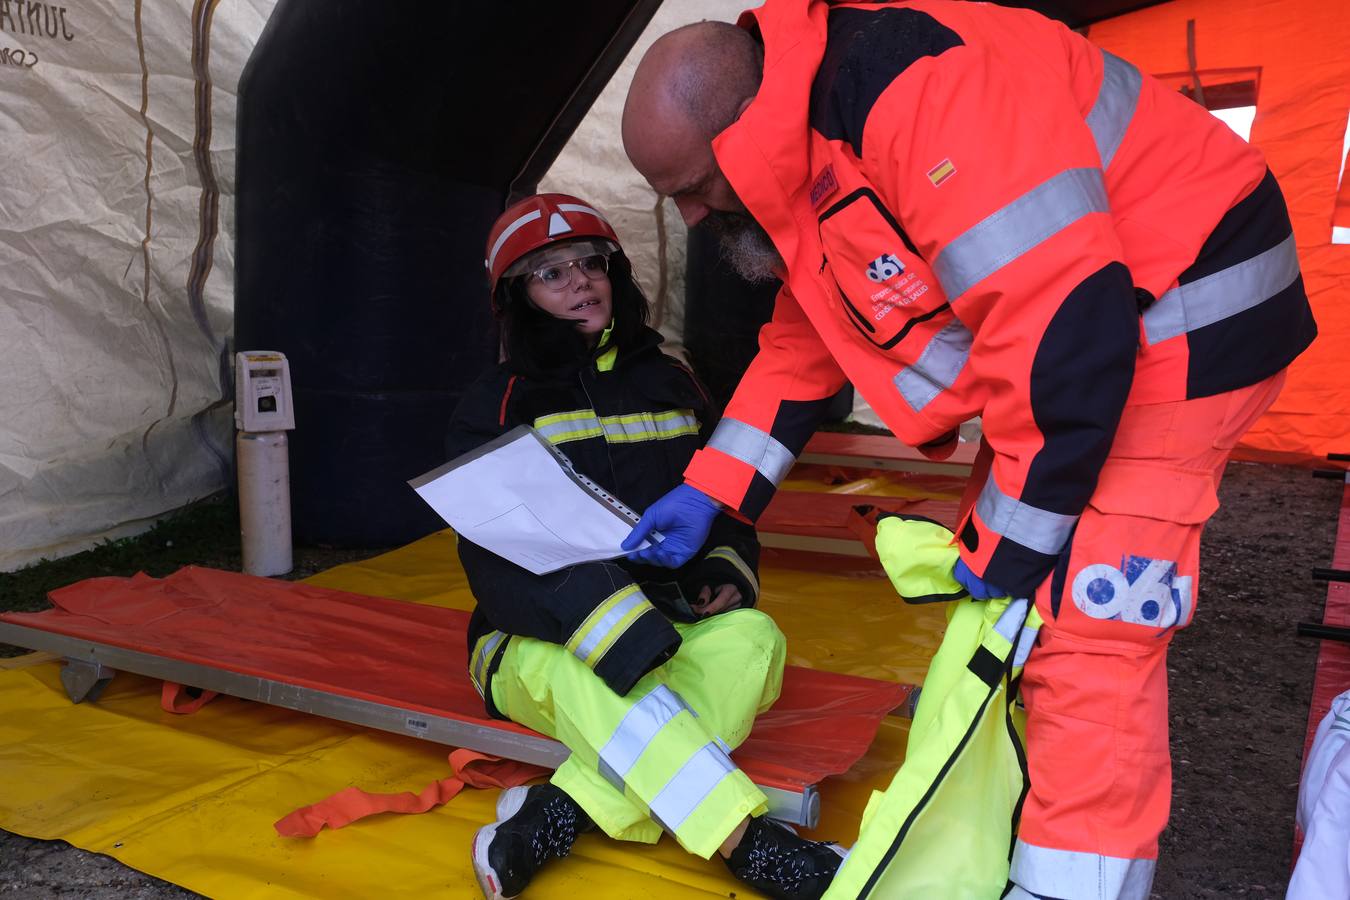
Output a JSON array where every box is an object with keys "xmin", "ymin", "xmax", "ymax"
[
  {"xmin": 565, "ymin": 584, "xmax": 656, "ymax": 670},
  {"xmin": 706, "ymin": 418, "xmax": 797, "ymax": 486},
  {"xmin": 534, "ymin": 408, "xmax": 701, "ymax": 445},
  {"xmin": 596, "ymin": 684, "xmax": 739, "ymax": 833},
  {"xmin": 488, "ymin": 610, "xmax": 780, "ymax": 858},
  {"xmin": 1007, "ymin": 840, "xmax": 1156, "ymax": 900}
]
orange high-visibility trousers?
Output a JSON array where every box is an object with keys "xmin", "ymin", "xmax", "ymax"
[{"xmin": 999, "ymin": 370, "xmax": 1286, "ymax": 900}]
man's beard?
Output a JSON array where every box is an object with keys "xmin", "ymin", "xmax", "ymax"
[{"xmin": 702, "ymin": 211, "xmax": 783, "ymax": 283}]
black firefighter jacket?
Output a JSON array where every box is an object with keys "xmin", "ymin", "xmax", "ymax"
[{"xmin": 445, "ymin": 326, "xmax": 761, "ymax": 713}]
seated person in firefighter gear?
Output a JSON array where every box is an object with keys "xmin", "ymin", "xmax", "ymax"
[
  {"xmin": 447, "ymin": 193, "xmax": 845, "ymax": 900},
  {"xmin": 619, "ymin": 9, "xmax": 1316, "ymax": 900}
]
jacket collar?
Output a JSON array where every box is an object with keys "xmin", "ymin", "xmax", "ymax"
[
  {"xmin": 595, "ymin": 323, "xmax": 666, "ymax": 373},
  {"xmin": 508, "ymin": 324, "xmax": 665, "ymax": 384},
  {"xmin": 711, "ymin": 0, "xmax": 830, "ymax": 271}
]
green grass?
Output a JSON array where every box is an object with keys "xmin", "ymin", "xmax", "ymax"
[{"xmin": 0, "ymin": 495, "xmax": 242, "ymax": 615}]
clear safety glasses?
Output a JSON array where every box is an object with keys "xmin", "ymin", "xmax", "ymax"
[{"xmin": 527, "ymin": 254, "xmax": 611, "ymax": 292}]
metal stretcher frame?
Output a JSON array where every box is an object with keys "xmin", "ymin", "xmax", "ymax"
[
  {"xmin": 798, "ymin": 432, "xmax": 978, "ymax": 477},
  {"xmin": 759, "ymin": 493, "xmax": 961, "ymax": 558},
  {"xmin": 0, "ymin": 621, "xmax": 826, "ymax": 828},
  {"xmin": 756, "ymin": 432, "xmax": 973, "ymax": 556}
]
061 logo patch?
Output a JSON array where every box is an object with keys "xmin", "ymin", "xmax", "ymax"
[
  {"xmin": 865, "ymin": 253, "xmax": 905, "ymax": 283},
  {"xmin": 1071, "ymin": 555, "xmax": 1193, "ymax": 629}
]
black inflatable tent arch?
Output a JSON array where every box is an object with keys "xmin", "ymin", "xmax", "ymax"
[{"xmin": 235, "ymin": 1, "xmax": 662, "ymax": 545}]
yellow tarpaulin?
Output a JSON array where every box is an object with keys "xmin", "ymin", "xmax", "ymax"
[{"xmin": 0, "ymin": 522, "xmax": 946, "ymax": 898}]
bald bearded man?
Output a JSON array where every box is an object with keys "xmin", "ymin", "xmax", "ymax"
[{"xmin": 621, "ymin": 4, "xmax": 1313, "ymax": 899}]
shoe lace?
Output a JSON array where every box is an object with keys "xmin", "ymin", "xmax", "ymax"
[
  {"xmin": 739, "ymin": 822, "xmax": 831, "ymax": 893},
  {"xmin": 527, "ymin": 794, "xmax": 582, "ymax": 868}
]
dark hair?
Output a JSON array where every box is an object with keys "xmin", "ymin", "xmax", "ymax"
[{"xmin": 494, "ymin": 249, "xmax": 651, "ymax": 379}]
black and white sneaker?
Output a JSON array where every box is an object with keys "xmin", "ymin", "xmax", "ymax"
[
  {"xmin": 723, "ymin": 815, "xmax": 847, "ymax": 900},
  {"xmin": 471, "ymin": 783, "xmax": 595, "ymax": 899}
]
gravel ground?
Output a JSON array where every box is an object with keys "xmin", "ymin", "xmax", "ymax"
[
  {"xmin": 1152, "ymin": 461, "xmax": 1341, "ymax": 898},
  {"xmin": 0, "ymin": 461, "xmax": 1342, "ymax": 898}
]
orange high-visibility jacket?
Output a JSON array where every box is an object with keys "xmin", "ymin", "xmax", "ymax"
[{"xmin": 683, "ymin": 0, "xmax": 1316, "ymax": 596}]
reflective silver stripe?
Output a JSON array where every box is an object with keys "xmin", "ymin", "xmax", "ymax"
[
  {"xmin": 933, "ymin": 168, "xmax": 1110, "ymax": 302},
  {"xmin": 707, "ymin": 418, "xmax": 796, "ymax": 486},
  {"xmin": 535, "ymin": 409, "xmax": 701, "ymax": 445},
  {"xmin": 975, "ymin": 472, "xmax": 1077, "ymax": 556},
  {"xmin": 892, "ymin": 319, "xmax": 973, "ymax": 412},
  {"xmin": 1143, "ymin": 232, "xmax": 1301, "ymax": 345},
  {"xmin": 648, "ymin": 741, "xmax": 738, "ymax": 832},
  {"xmin": 1010, "ymin": 839, "xmax": 1157, "ymax": 900},
  {"xmin": 487, "ymin": 209, "xmax": 542, "ymax": 272},
  {"xmin": 598, "ymin": 756, "xmax": 626, "ymax": 793},
  {"xmin": 1013, "ymin": 622, "xmax": 1039, "ymax": 669},
  {"xmin": 993, "ymin": 599, "xmax": 1024, "ymax": 642},
  {"xmin": 470, "ymin": 630, "xmax": 507, "ymax": 697},
  {"xmin": 601, "ymin": 410, "xmax": 701, "ymax": 442},
  {"xmin": 1086, "ymin": 51, "xmax": 1142, "ymax": 169},
  {"xmin": 534, "ymin": 411, "xmax": 602, "ymax": 444},
  {"xmin": 597, "ymin": 685, "xmax": 691, "ymax": 784},
  {"xmin": 705, "ymin": 546, "xmax": 760, "ymax": 600},
  {"xmin": 572, "ymin": 587, "xmax": 649, "ymax": 664},
  {"xmin": 557, "ymin": 202, "xmax": 609, "ymax": 222},
  {"xmin": 993, "ymin": 598, "xmax": 1039, "ymax": 668}
]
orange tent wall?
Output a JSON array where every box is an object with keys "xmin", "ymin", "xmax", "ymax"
[
  {"xmin": 1089, "ymin": 1, "xmax": 1350, "ymax": 465},
  {"xmin": 1336, "ymin": 146, "xmax": 1350, "ymax": 230}
]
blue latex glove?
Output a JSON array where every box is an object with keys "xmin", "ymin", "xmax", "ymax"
[
  {"xmin": 622, "ymin": 484, "xmax": 721, "ymax": 568},
  {"xmin": 952, "ymin": 558, "xmax": 1009, "ymax": 600}
]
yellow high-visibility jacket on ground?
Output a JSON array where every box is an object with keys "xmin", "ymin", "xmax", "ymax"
[{"xmin": 827, "ymin": 515, "xmax": 1041, "ymax": 899}]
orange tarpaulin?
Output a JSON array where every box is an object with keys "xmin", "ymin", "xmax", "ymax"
[
  {"xmin": 1295, "ymin": 474, "xmax": 1350, "ymax": 864},
  {"xmin": 0, "ymin": 566, "xmax": 909, "ymax": 797},
  {"xmin": 1088, "ymin": 0, "xmax": 1350, "ymax": 465}
]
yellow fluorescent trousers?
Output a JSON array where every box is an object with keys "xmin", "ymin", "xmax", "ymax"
[
  {"xmin": 826, "ymin": 516, "xmax": 1042, "ymax": 900},
  {"xmin": 485, "ymin": 607, "xmax": 786, "ymax": 859}
]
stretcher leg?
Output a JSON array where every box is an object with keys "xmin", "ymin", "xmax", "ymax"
[{"xmin": 60, "ymin": 658, "xmax": 115, "ymax": 703}]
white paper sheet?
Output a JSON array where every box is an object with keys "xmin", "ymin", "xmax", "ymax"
[{"xmin": 409, "ymin": 426, "xmax": 651, "ymax": 575}]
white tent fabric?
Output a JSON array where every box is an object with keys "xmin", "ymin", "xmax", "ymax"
[
  {"xmin": 0, "ymin": 1, "xmax": 274, "ymax": 571},
  {"xmin": 2, "ymin": 1, "xmax": 747, "ymax": 573},
  {"xmin": 6, "ymin": 1, "xmax": 883, "ymax": 572}
]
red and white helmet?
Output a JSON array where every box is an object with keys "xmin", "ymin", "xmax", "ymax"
[{"xmin": 484, "ymin": 193, "xmax": 621, "ymax": 296}]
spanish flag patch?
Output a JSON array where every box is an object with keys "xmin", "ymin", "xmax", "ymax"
[{"xmin": 927, "ymin": 158, "xmax": 956, "ymax": 187}]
